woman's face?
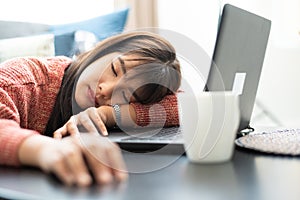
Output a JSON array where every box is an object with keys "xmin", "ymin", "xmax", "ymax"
[{"xmin": 75, "ymin": 53, "xmax": 143, "ymax": 109}]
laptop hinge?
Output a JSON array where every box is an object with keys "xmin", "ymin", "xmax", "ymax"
[{"xmin": 237, "ymin": 125, "xmax": 255, "ymax": 138}]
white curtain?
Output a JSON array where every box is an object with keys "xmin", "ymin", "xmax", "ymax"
[{"xmin": 114, "ymin": 0, "xmax": 158, "ymax": 30}]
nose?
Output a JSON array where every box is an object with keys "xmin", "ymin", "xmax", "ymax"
[{"xmin": 98, "ymin": 81, "xmax": 116, "ymax": 100}]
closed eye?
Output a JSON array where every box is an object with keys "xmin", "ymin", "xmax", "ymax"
[
  {"xmin": 122, "ymin": 91, "xmax": 129, "ymax": 103},
  {"xmin": 111, "ymin": 63, "xmax": 117, "ymax": 76}
]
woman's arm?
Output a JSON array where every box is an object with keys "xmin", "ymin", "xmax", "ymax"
[
  {"xmin": 96, "ymin": 94, "xmax": 179, "ymax": 129},
  {"xmin": 0, "ymin": 119, "xmax": 127, "ymax": 186},
  {"xmin": 130, "ymin": 94, "xmax": 179, "ymax": 127},
  {"xmin": 18, "ymin": 132, "xmax": 127, "ymax": 186},
  {"xmin": 0, "ymin": 119, "xmax": 37, "ymax": 166},
  {"xmin": 0, "ymin": 90, "xmax": 37, "ymax": 166},
  {"xmin": 53, "ymin": 94, "xmax": 179, "ymax": 138}
]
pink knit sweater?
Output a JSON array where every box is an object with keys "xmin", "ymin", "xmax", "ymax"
[{"xmin": 0, "ymin": 57, "xmax": 179, "ymax": 166}]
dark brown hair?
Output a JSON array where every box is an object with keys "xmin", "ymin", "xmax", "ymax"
[{"xmin": 44, "ymin": 31, "xmax": 181, "ymax": 136}]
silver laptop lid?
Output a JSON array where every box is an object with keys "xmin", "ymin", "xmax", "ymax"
[{"xmin": 205, "ymin": 4, "xmax": 271, "ymax": 132}]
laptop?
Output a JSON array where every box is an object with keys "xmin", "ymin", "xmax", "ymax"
[{"xmin": 108, "ymin": 4, "xmax": 271, "ymax": 152}]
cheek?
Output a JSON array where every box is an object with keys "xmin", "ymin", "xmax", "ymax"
[
  {"xmin": 93, "ymin": 67, "xmax": 110, "ymax": 87},
  {"xmin": 74, "ymin": 83, "xmax": 85, "ymax": 107},
  {"xmin": 74, "ymin": 76, "xmax": 95, "ymax": 109}
]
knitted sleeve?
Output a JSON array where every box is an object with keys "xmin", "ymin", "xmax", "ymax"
[
  {"xmin": 0, "ymin": 56, "xmax": 71, "ymax": 166},
  {"xmin": 0, "ymin": 89, "xmax": 37, "ymax": 166},
  {"xmin": 0, "ymin": 119, "xmax": 37, "ymax": 166},
  {"xmin": 131, "ymin": 94, "xmax": 179, "ymax": 127}
]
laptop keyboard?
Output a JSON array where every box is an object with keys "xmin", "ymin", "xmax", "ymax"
[{"xmin": 120, "ymin": 127, "xmax": 183, "ymax": 142}]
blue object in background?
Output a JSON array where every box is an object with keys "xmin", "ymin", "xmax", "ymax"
[
  {"xmin": 53, "ymin": 32, "xmax": 75, "ymax": 57},
  {"xmin": 51, "ymin": 8, "xmax": 129, "ymax": 40},
  {"xmin": 51, "ymin": 8, "xmax": 129, "ymax": 57}
]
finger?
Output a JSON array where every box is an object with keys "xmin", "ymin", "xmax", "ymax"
[
  {"xmin": 106, "ymin": 143, "xmax": 128, "ymax": 181},
  {"xmin": 53, "ymin": 125, "xmax": 67, "ymax": 139},
  {"xmin": 63, "ymin": 145, "xmax": 92, "ymax": 187},
  {"xmin": 89, "ymin": 109, "xmax": 108, "ymax": 136},
  {"xmin": 51, "ymin": 158, "xmax": 75, "ymax": 186},
  {"xmin": 84, "ymin": 146, "xmax": 113, "ymax": 184},
  {"xmin": 78, "ymin": 113, "xmax": 99, "ymax": 136},
  {"xmin": 89, "ymin": 154, "xmax": 113, "ymax": 184},
  {"xmin": 65, "ymin": 117, "xmax": 80, "ymax": 137}
]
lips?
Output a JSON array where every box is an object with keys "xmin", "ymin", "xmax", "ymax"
[{"xmin": 87, "ymin": 87, "xmax": 96, "ymax": 106}]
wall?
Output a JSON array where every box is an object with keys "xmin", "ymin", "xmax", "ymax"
[
  {"xmin": 226, "ymin": 0, "xmax": 300, "ymax": 127},
  {"xmin": 0, "ymin": 0, "xmax": 114, "ymax": 24},
  {"xmin": 157, "ymin": 0, "xmax": 220, "ymax": 57},
  {"xmin": 157, "ymin": 0, "xmax": 300, "ymax": 128}
]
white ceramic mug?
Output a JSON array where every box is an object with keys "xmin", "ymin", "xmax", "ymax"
[{"xmin": 178, "ymin": 91, "xmax": 240, "ymax": 163}]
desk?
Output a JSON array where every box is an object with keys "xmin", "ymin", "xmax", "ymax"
[{"xmin": 1, "ymin": 148, "xmax": 300, "ymax": 200}]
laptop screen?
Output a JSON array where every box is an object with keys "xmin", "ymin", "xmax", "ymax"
[{"xmin": 205, "ymin": 4, "xmax": 271, "ymax": 132}]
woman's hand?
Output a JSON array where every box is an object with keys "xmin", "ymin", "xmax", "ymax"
[
  {"xmin": 53, "ymin": 106, "xmax": 115, "ymax": 139},
  {"xmin": 18, "ymin": 134, "xmax": 128, "ymax": 186}
]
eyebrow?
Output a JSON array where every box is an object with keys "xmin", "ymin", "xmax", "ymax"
[
  {"xmin": 118, "ymin": 57, "xmax": 126, "ymax": 74},
  {"xmin": 111, "ymin": 63, "xmax": 117, "ymax": 76}
]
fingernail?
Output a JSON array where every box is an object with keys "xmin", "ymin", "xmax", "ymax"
[
  {"xmin": 53, "ymin": 134, "xmax": 62, "ymax": 140},
  {"xmin": 98, "ymin": 172, "xmax": 113, "ymax": 184},
  {"xmin": 78, "ymin": 174, "xmax": 92, "ymax": 186},
  {"xmin": 117, "ymin": 171, "xmax": 128, "ymax": 182},
  {"xmin": 103, "ymin": 131, "xmax": 108, "ymax": 136}
]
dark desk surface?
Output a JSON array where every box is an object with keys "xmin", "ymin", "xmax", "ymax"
[{"xmin": 1, "ymin": 147, "xmax": 300, "ymax": 200}]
